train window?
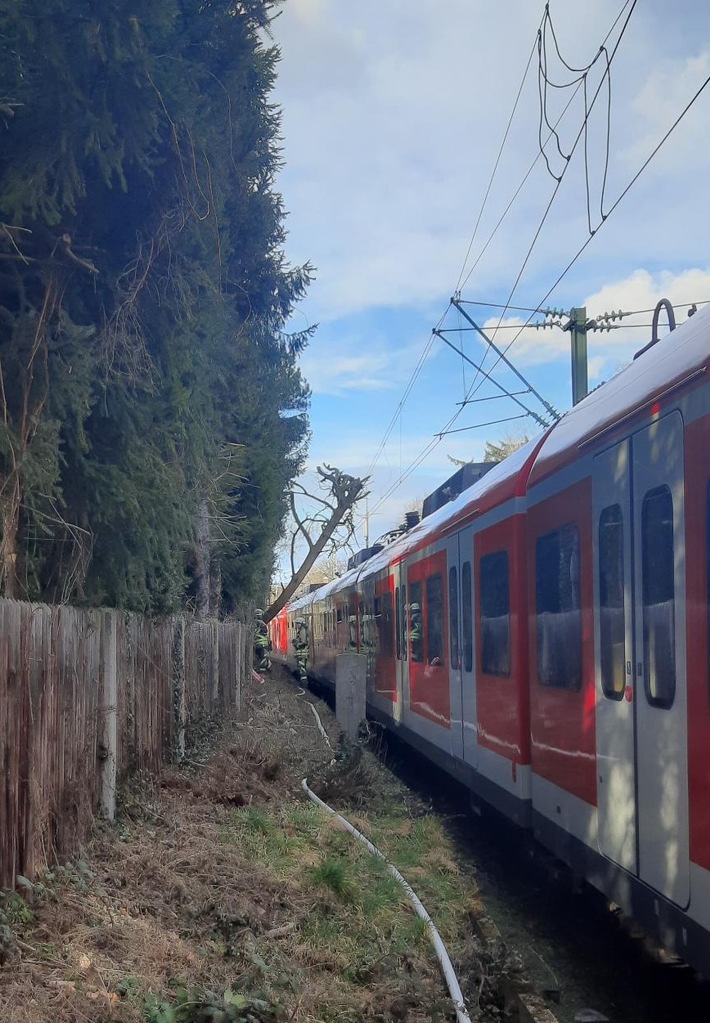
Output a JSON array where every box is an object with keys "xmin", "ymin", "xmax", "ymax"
[
  {"xmin": 536, "ymin": 525, "xmax": 582, "ymax": 689},
  {"xmin": 642, "ymin": 486, "xmax": 675, "ymax": 709},
  {"xmin": 599, "ymin": 508, "xmax": 626, "ymax": 699},
  {"xmin": 348, "ymin": 602, "xmax": 357, "ymax": 648},
  {"xmin": 395, "ymin": 587, "xmax": 401, "ymax": 658},
  {"xmin": 480, "ymin": 550, "xmax": 510, "ymax": 676},
  {"xmin": 449, "ymin": 567, "xmax": 460, "ymax": 670},
  {"xmin": 383, "ymin": 591, "xmax": 394, "ymax": 658},
  {"xmin": 462, "ymin": 561, "xmax": 473, "ymax": 672},
  {"xmin": 401, "ymin": 584, "xmax": 407, "ymax": 660},
  {"xmin": 409, "ymin": 580, "xmax": 423, "ymax": 662},
  {"xmin": 426, "ymin": 574, "xmax": 444, "ymax": 665}
]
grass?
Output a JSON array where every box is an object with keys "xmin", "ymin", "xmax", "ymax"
[
  {"xmin": 0, "ymin": 670, "xmax": 483, "ymax": 1023},
  {"xmin": 218, "ymin": 796, "xmax": 472, "ymax": 1016}
]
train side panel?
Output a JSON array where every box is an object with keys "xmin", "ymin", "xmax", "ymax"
[
  {"xmin": 526, "ymin": 473, "xmax": 598, "ymax": 865},
  {"xmin": 473, "ymin": 511, "xmax": 532, "ymax": 813}
]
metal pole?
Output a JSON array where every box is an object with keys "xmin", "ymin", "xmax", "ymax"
[
  {"xmin": 450, "ymin": 298, "xmax": 560, "ymax": 422},
  {"xmin": 568, "ymin": 306, "xmax": 588, "ymax": 405},
  {"xmin": 433, "ymin": 330, "xmax": 550, "ymax": 428}
]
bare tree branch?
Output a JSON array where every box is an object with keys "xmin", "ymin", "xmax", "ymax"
[{"xmin": 264, "ymin": 465, "xmax": 370, "ymax": 623}]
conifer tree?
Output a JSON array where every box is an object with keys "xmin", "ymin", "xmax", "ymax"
[{"xmin": 0, "ymin": 0, "xmax": 311, "ymax": 613}]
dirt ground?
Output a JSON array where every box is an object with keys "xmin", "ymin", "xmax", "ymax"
[{"xmin": 0, "ymin": 665, "xmax": 520, "ymax": 1023}]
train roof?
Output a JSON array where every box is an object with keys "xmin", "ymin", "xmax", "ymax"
[
  {"xmin": 285, "ymin": 308, "xmax": 710, "ymax": 613},
  {"xmin": 529, "ymin": 303, "xmax": 710, "ymax": 486},
  {"xmin": 286, "ymin": 432, "xmax": 546, "ymax": 610}
]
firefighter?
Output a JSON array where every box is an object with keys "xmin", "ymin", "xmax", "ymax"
[
  {"xmin": 254, "ymin": 609, "xmax": 271, "ymax": 672},
  {"xmin": 292, "ymin": 616, "xmax": 309, "ymax": 684}
]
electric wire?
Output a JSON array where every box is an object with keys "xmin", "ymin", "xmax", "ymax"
[
  {"xmin": 478, "ymin": 0, "xmax": 637, "ymax": 367},
  {"xmin": 370, "ymin": 7, "xmax": 616, "ymax": 491},
  {"xmin": 454, "ymin": 28, "xmax": 540, "ymax": 293},
  {"xmin": 463, "ymin": 66, "xmax": 710, "ymax": 405},
  {"xmin": 457, "ymin": 79, "xmax": 583, "ymax": 296},
  {"xmin": 364, "ymin": 0, "xmax": 699, "ymax": 524},
  {"xmin": 364, "ymin": 309, "xmax": 445, "ymax": 479}
]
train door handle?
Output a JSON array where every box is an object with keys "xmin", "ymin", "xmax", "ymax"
[{"xmin": 626, "ymin": 661, "xmax": 631, "ymax": 676}]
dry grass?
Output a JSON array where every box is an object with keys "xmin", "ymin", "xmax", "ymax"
[{"xmin": 0, "ymin": 667, "xmax": 490, "ymax": 1023}]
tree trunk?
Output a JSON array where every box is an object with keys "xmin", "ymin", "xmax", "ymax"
[
  {"xmin": 264, "ymin": 497, "xmax": 351, "ymax": 623},
  {"xmin": 194, "ymin": 497, "xmax": 211, "ymax": 620},
  {"xmin": 0, "ymin": 475, "xmax": 21, "ymax": 599}
]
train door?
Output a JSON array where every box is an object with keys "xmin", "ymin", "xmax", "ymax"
[
  {"xmin": 457, "ymin": 525, "xmax": 478, "ymax": 770},
  {"xmin": 393, "ymin": 562, "xmax": 408, "ymax": 720},
  {"xmin": 443, "ymin": 534, "xmax": 465, "ymax": 760},
  {"xmin": 594, "ymin": 411, "xmax": 689, "ymax": 906}
]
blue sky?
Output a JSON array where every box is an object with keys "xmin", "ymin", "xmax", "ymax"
[{"xmin": 268, "ymin": 0, "xmax": 710, "ymax": 573}]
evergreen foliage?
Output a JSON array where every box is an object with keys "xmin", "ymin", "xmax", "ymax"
[{"xmin": 0, "ymin": 0, "xmax": 311, "ymax": 613}]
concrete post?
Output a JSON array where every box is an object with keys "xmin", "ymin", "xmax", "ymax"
[
  {"xmin": 99, "ymin": 611, "xmax": 117, "ymax": 821},
  {"xmin": 335, "ymin": 653, "xmax": 367, "ymax": 741}
]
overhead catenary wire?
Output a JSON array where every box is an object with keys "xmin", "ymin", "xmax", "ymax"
[
  {"xmin": 457, "ymin": 0, "xmax": 635, "ymax": 299},
  {"xmin": 436, "ymin": 414, "xmax": 529, "ymax": 439},
  {"xmin": 454, "ymin": 24, "xmax": 541, "ymax": 294},
  {"xmin": 434, "ymin": 328, "xmax": 550, "ymax": 428},
  {"xmin": 366, "ymin": 8, "xmax": 593, "ymax": 495},
  {"xmin": 364, "ymin": 307, "xmax": 446, "ymax": 480},
  {"xmin": 463, "ymin": 64, "xmax": 710, "ymax": 396},
  {"xmin": 457, "ymin": 79, "xmax": 584, "ymax": 297},
  {"xmin": 485, "ymin": 0, "xmax": 638, "ymax": 340},
  {"xmin": 456, "ymin": 0, "xmax": 637, "ymax": 420},
  {"xmin": 364, "ymin": 0, "xmax": 702, "ymax": 525}
]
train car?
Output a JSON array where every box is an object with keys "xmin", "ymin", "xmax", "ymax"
[
  {"xmin": 525, "ymin": 302, "xmax": 710, "ymax": 971},
  {"xmin": 277, "ymin": 302, "xmax": 710, "ymax": 975},
  {"xmin": 283, "ymin": 437, "xmax": 548, "ymax": 825}
]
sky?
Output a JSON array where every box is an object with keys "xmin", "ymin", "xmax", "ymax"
[{"xmin": 267, "ymin": 0, "xmax": 710, "ymax": 574}]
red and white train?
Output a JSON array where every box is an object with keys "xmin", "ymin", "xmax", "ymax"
[{"xmin": 272, "ymin": 303, "xmax": 710, "ymax": 975}]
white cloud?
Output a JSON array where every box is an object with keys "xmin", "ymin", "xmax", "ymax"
[
  {"xmin": 623, "ymin": 52, "xmax": 710, "ymax": 174},
  {"xmin": 472, "ymin": 268, "xmax": 710, "ymax": 380},
  {"xmin": 270, "ymin": 2, "xmax": 710, "ymax": 536},
  {"xmin": 273, "ymin": 0, "xmax": 710, "ymax": 325},
  {"xmin": 299, "ymin": 351, "xmax": 394, "ymax": 395}
]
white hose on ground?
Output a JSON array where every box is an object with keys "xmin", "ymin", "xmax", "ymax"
[
  {"xmin": 307, "ymin": 701, "xmax": 333, "ymax": 750},
  {"xmin": 300, "ymin": 778, "xmax": 472, "ymax": 1023}
]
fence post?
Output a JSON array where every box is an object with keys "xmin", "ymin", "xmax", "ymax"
[
  {"xmin": 99, "ymin": 611, "xmax": 118, "ymax": 820},
  {"xmin": 173, "ymin": 617, "xmax": 187, "ymax": 762},
  {"xmin": 211, "ymin": 621, "xmax": 219, "ymax": 707}
]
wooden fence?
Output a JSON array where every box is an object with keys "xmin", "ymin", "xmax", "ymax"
[{"xmin": 0, "ymin": 599, "xmax": 250, "ymax": 889}]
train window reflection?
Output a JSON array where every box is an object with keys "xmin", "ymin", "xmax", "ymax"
[
  {"xmin": 449, "ymin": 566, "xmax": 460, "ymax": 670},
  {"xmin": 480, "ymin": 550, "xmax": 510, "ymax": 676},
  {"xmin": 642, "ymin": 486, "xmax": 675, "ymax": 709},
  {"xmin": 383, "ymin": 591, "xmax": 393, "ymax": 658},
  {"xmin": 409, "ymin": 580, "xmax": 423, "ymax": 662},
  {"xmin": 395, "ymin": 587, "xmax": 401, "ymax": 659},
  {"xmin": 599, "ymin": 504, "xmax": 625, "ymax": 699},
  {"xmin": 426, "ymin": 574, "xmax": 444, "ymax": 665},
  {"xmin": 536, "ymin": 524, "xmax": 582, "ymax": 689},
  {"xmin": 462, "ymin": 561, "xmax": 473, "ymax": 672},
  {"xmin": 400, "ymin": 584, "xmax": 407, "ymax": 661}
]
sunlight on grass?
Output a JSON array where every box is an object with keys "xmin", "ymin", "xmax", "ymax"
[{"xmin": 220, "ymin": 794, "xmax": 471, "ymax": 1011}]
